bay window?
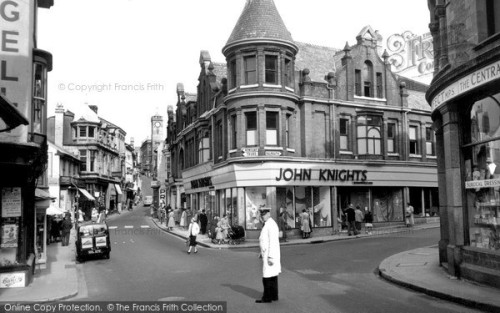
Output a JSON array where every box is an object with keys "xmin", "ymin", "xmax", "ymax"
[
  {"xmin": 266, "ymin": 111, "xmax": 278, "ymax": 146},
  {"xmin": 246, "ymin": 112, "xmax": 257, "ymax": 146}
]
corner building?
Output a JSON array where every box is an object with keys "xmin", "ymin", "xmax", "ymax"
[
  {"xmin": 168, "ymin": 0, "xmax": 438, "ymax": 239},
  {"xmin": 427, "ymin": 0, "xmax": 500, "ymax": 287}
]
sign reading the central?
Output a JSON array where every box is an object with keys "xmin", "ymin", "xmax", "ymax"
[{"xmin": 275, "ymin": 168, "xmax": 368, "ymax": 182}]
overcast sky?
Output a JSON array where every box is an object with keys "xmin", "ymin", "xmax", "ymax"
[{"xmin": 38, "ymin": 0, "xmax": 431, "ymax": 145}]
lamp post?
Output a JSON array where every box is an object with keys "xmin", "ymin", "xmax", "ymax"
[{"xmin": 75, "ymin": 192, "xmax": 80, "ymax": 223}]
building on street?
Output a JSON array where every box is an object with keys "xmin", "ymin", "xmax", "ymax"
[
  {"xmin": 427, "ymin": 0, "xmax": 500, "ymax": 288},
  {"xmin": 167, "ymin": 0, "xmax": 439, "ymax": 239},
  {"xmin": 47, "ymin": 103, "xmax": 126, "ymax": 219},
  {"xmin": 0, "ymin": 0, "xmax": 54, "ymax": 288}
]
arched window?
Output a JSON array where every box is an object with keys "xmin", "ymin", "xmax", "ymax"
[{"xmin": 362, "ymin": 61, "xmax": 374, "ymax": 97}]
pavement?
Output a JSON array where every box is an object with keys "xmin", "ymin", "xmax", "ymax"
[{"xmin": 1, "ymin": 213, "xmax": 499, "ymax": 313}]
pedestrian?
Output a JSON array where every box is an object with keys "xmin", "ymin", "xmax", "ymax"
[
  {"xmin": 50, "ymin": 216, "xmax": 61, "ymax": 243},
  {"xmin": 278, "ymin": 205, "xmax": 290, "ymax": 242},
  {"xmin": 364, "ymin": 209, "xmax": 373, "ymax": 234},
  {"xmin": 180, "ymin": 208, "xmax": 187, "ymax": 229},
  {"xmin": 405, "ymin": 202, "xmax": 414, "ymax": 227},
  {"xmin": 199, "ymin": 209, "xmax": 208, "ymax": 235},
  {"xmin": 300, "ymin": 209, "xmax": 311, "ymax": 239},
  {"xmin": 187, "ymin": 217, "xmax": 200, "ymax": 254},
  {"xmin": 77, "ymin": 208, "xmax": 84, "ymax": 223},
  {"xmin": 345, "ymin": 203, "xmax": 358, "ymax": 236},
  {"xmin": 167, "ymin": 209, "xmax": 175, "ymax": 231},
  {"xmin": 61, "ymin": 214, "xmax": 73, "ymax": 246},
  {"xmin": 256, "ymin": 207, "xmax": 281, "ymax": 303},
  {"xmin": 354, "ymin": 205, "xmax": 364, "ymax": 233}
]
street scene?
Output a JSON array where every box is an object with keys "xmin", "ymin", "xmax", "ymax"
[{"xmin": 1, "ymin": 0, "xmax": 500, "ymax": 312}]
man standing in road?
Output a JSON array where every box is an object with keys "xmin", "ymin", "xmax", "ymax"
[
  {"xmin": 346, "ymin": 203, "xmax": 358, "ymax": 236},
  {"xmin": 256, "ymin": 207, "xmax": 281, "ymax": 303}
]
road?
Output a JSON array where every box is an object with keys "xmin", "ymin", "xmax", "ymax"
[{"xmin": 73, "ymin": 205, "xmax": 482, "ymax": 313}]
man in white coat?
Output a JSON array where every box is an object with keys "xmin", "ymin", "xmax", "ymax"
[{"xmin": 256, "ymin": 207, "xmax": 281, "ymax": 303}]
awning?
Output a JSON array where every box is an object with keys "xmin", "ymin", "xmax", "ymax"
[
  {"xmin": 114, "ymin": 184, "xmax": 123, "ymax": 195},
  {"xmin": 46, "ymin": 204, "xmax": 66, "ymax": 216},
  {"xmin": 78, "ymin": 188, "xmax": 95, "ymax": 201},
  {"xmin": 35, "ymin": 188, "xmax": 55, "ymax": 200}
]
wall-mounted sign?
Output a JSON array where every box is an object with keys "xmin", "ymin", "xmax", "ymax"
[
  {"xmin": 265, "ymin": 151, "xmax": 282, "ymax": 157},
  {"xmin": 465, "ymin": 178, "xmax": 500, "ymax": 189},
  {"xmin": 0, "ymin": 272, "xmax": 26, "ymax": 288},
  {"xmin": 242, "ymin": 148, "xmax": 258, "ymax": 157},
  {"xmin": 0, "ymin": 0, "xmax": 33, "ymax": 140},
  {"xmin": 431, "ymin": 60, "xmax": 500, "ymax": 112},
  {"xmin": 1, "ymin": 187, "xmax": 22, "ymax": 217},
  {"xmin": 190, "ymin": 177, "xmax": 213, "ymax": 189},
  {"xmin": 1, "ymin": 224, "xmax": 18, "ymax": 248},
  {"xmin": 275, "ymin": 168, "xmax": 368, "ymax": 182}
]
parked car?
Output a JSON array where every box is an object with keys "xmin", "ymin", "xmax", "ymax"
[
  {"xmin": 75, "ymin": 221, "xmax": 111, "ymax": 262},
  {"xmin": 143, "ymin": 196, "xmax": 153, "ymax": 206}
]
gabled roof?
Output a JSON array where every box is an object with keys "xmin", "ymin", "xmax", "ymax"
[
  {"xmin": 408, "ymin": 90, "xmax": 431, "ymax": 112},
  {"xmin": 224, "ymin": 0, "xmax": 295, "ymax": 52}
]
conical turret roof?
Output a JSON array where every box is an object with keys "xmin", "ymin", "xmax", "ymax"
[{"xmin": 223, "ymin": 0, "xmax": 296, "ymax": 53}]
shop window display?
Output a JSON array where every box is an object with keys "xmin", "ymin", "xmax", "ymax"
[
  {"xmin": 464, "ymin": 93, "xmax": 500, "ymax": 251},
  {"xmin": 276, "ymin": 187, "xmax": 295, "ymax": 228},
  {"xmin": 312, "ymin": 187, "xmax": 332, "ymax": 227},
  {"xmin": 245, "ymin": 187, "xmax": 267, "ymax": 230},
  {"xmin": 372, "ymin": 188, "xmax": 403, "ymax": 222}
]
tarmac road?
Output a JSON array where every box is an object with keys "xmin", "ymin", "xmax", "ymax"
[{"xmin": 73, "ymin": 206, "xmax": 482, "ymax": 313}]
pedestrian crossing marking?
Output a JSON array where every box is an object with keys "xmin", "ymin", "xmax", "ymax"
[
  {"xmin": 109, "ymin": 226, "xmax": 118, "ymax": 230},
  {"xmin": 124, "ymin": 226, "xmax": 133, "ymax": 229},
  {"xmin": 140, "ymin": 225, "xmax": 150, "ymax": 229}
]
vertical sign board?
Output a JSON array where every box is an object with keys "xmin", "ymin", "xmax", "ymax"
[{"xmin": 0, "ymin": 0, "xmax": 34, "ymax": 142}]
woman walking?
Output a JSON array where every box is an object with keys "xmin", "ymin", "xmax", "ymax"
[
  {"xmin": 300, "ymin": 209, "xmax": 311, "ymax": 239},
  {"xmin": 187, "ymin": 217, "xmax": 200, "ymax": 254},
  {"xmin": 167, "ymin": 209, "xmax": 175, "ymax": 231}
]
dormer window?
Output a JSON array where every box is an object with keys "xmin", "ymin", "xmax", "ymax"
[
  {"xmin": 265, "ymin": 55, "xmax": 278, "ymax": 84},
  {"xmin": 244, "ymin": 55, "xmax": 257, "ymax": 85}
]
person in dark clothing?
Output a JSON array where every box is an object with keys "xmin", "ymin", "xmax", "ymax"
[
  {"xmin": 345, "ymin": 203, "xmax": 358, "ymax": 236},
  {"xmin": 61, "ymin": 215, "xmax": 73, "ymax": 246},
  {"xmin": 199, "ymin": 209, "xmax": 208, "ymax": 235},
  {"xmin": 51, "ymin": 218, "xmax": 61, "ymax": 242}
]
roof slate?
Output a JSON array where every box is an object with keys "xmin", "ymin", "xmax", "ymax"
[
  {"xmin": 294, "ymin": 42, "xmax": 341, "ymax": 83},
  {"xmin": 226, "ymin": 0, "xmax": 293, "ymax": 46}
]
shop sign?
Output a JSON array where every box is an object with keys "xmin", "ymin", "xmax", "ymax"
[
  {"xmin": 465, "ymin": 178, "xmax": 500, "ymax": 189},
  {"xmin": 0, "ymin": 0, "xmax": 32, "ymax": 136},
  {"xmin": 1, "ymin": 224, "xmax": 18, "ymax": 248},
  {"xmin": 265, "ymin": 151, "xmax": 281, "ymax": 156},
  {"xmin": 190, "ymin": 177, "xmax": 213, "ymax": 189},
  {"xmin": 242, "ymin": 147, "xmax": 258, "ymax": 157},
  {"xmin": 275, "ymin": 168, "xmax": 368, "ymax": 182},
  {"xmin": 1, "ymin": 187, "xmax": 21, "ymax": 217},
  {"xmin": 0, "ymin": 272, "xmax": 25, "ymax": 288},
  {"xmin": 431, "ymin": 59, "xmax": 500, "ymax": 112}
]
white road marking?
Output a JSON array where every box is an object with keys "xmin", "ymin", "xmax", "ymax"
[
  {"xmin": 141, "ymin": 225, "xmax": 150, "ymax": 229},
  {"xmin": 109, "ymin": 226, "xmax": 118, "ymax": 230},
  {"xmin": 124, "ymin": 226, "xmax": 133, "ymax": 229}
]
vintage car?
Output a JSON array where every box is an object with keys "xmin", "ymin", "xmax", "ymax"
[
  {"xmin": 75, "ymin": 221, "xmax": 111, "ymax": 261},
  {"xmin": 143, "ymin": 195, "xmax": 153, "ymax": 206}
]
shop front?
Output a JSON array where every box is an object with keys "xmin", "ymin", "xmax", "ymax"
[
  {"xmin": 429, "ymin": 58, "xmax": 500, "ymax": 287},
  {"xmin": 183, "ymin": 161, "xmax": 437, "ymax": 239}
]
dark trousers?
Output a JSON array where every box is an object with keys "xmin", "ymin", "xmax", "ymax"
[
  {"xmin": 262, "ymin": 276, "xmax": 279, "ymax": 301},
  {"xmin": 62, "ymin": 231, "xmax": 70, "ymax": 246},
  {"xmin": 347, "ymin": 221, "xmax": 358, "ymax": 235}
]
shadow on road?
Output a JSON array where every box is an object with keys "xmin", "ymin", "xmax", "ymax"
[{"xmin": 221, "ymin": 283, "xmax": 261, "ymax": 300}]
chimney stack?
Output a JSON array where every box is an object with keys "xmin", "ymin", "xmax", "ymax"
[
  {"xmin": 89, "ymin": 104, "xmax": 98, "ymax": 114},
  {"xmin": 55, "ymin": 103, "xmax": 65, "ymax": 146}
]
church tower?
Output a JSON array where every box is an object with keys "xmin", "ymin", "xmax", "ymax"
[{"xmin": 150, "ymin": 113, "xmax": 164, "ymax": 174}]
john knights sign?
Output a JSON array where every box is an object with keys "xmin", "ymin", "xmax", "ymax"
[{"xmin": 275, "ymin": 168, "xmax": 368, "ymax": 182}]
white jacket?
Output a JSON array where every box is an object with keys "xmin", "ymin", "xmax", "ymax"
[
  {"xmin": 259, "ymin": 217, "xmax": 281, "ymax": 278},
  {"xmin": 188, "ymin": 222, "xmax": 200, "ymax": 237}
]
